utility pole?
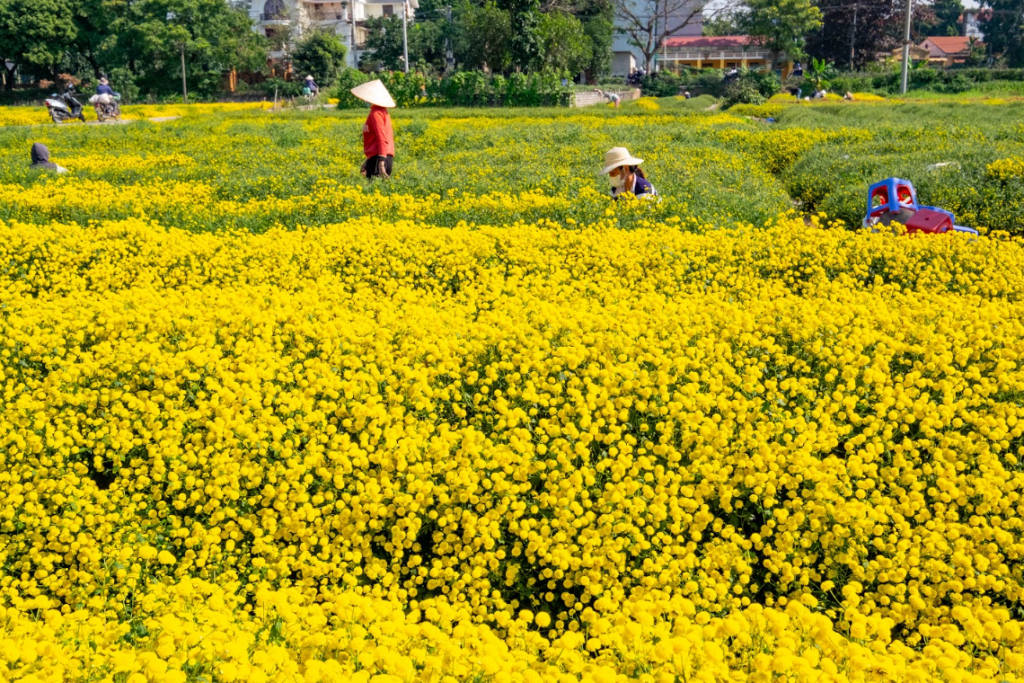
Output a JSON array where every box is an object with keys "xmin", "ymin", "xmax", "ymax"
[
  {"xmin": 167, "ymin": 12, "xmax": 188, "ymax": 104},
  {"xmin": 662, "ymin": 2, "xmax": 668, "ymax": 70},
  {"xmin": 900, "ymin": 0, "xmax": 912, "ymax": 94},
  {"xmin": 402, "ymin": 0, "xmax": 410, "ymax": 73},
  {"xmin": 444, "ymin": 5, "xmax": 454, "ymax": 74},
  {"xmin": 849, "ymin": 3, "xmax": 858, "ymax": 71},
  {"xmin": 180, "ymin": 43, "xmax": 188, "ymax": 104}
]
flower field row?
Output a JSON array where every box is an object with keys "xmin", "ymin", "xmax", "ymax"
[
  {"xmin": 2, "ymin": 212, "xmax": 1024, "ymax": 681},
  {"xmin": 2, "ymin": 101, "xmax": 1022, "ymax": 233}
]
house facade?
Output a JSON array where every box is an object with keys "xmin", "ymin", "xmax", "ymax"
[
  {"xmin": 658, "ymin": 35, "xmax": 775, "ymax": 73},
  {"xmin": 919, "ymin": 36, "xmax": 980, "ymax": 67},
  {"xmin": 960, "ymin": 8, "xmax": 989, "ymax": 40},
  {"xmin": 251, "ymin": 0, "xmax": 417, "ymax": 66}
]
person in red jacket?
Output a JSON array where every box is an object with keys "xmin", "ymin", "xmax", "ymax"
[{"xmin": 351, "ymin": 79, "xmax": 396, "ymax": 180}]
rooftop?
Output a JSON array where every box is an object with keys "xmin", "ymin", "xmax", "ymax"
[
  {"xmin": 921, "ymin": 36, "xmax": 978, "ymax": 54},
  {"xmin": 661, "ymin": 35, "xmax": 761, "ymax": 49}
]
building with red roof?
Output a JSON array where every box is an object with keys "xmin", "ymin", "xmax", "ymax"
[
  {"xmin": 919, "ymin": 36, "xmax": 982, "ymax": 66},
  {"xmin": 658, "ymin": 35, "xmax": 783, "ymax": 74}
]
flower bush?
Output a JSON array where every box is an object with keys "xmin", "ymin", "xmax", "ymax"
[{"xmin": 0, "ymin": 103, "xmax": 1023, "ymax": 681}]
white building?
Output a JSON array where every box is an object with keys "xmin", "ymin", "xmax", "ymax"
[
  {"xmin": 251, "ymin": 0, "xmax": 417, "ymax": 66},
  {"xmin": 612, "ymin": 0, "xmax": 703, "ymax": 75}
]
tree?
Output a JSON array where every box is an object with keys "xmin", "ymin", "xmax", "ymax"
[
  {"xmin": 0, "ymin": 0, "xmax": 76, "ymax": 88},
  {"xmin": 575, "ymin": 0, "xmax": 613, "ymax": 80},
  {"xmin": 739, "ymin": 0, "xmax": 822, "ymax": 68},
  {"xmin": 291, "ymin": 31, "xmax": 348, "ymax": 85},
  {"xmin": 534, "ymin": 11, "xmax": 592, "ymax": 73},
  {"xmin": 499, "ymin": 0, "xmax": 542, "ymax": 70},
  {"xmin": 930, "ymin": 0, "xmax": 964, "ymax": 36},
  {"xmin": 67, "ymin": 0, "xmax": 267, "ymax": 98},
  {"xmin": 703, "ymin": 11, "xmax": 742, "ymax": 36},
  {"xmin": 981, "ymin": 0, "xmax": 1024, "ymax": 67},
  {"xmin": 455, "ymin": 2, "xmax": 512, "ymax": 72},
  {"xmin": 612, "ymin": 0, "xmax": 714, "ymax": 73},
  {"xmin": 806, "ymin": 0, "xmax": 933, "ymax": 70},
  {"xmin": 362, "ymin": 16, "xmax": 406, "ymax": 71}
]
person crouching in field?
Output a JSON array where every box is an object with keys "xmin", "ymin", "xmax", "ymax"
[
  {"xmin": 602, "ymin": 147, "xmax": 656, "ymax": 200},
  {"xmin": 29, "ymin": 143, "xmax": 67, "ymax": 174},
  {"xmin": 352, "ymin": 79, "xmax": 396, "ymax": 180},
  {"xmin": 594, "ymin": 88, "xmax": 621, "ymax": 108}
]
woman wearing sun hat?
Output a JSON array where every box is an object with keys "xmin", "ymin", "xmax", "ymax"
[
  {"xmin": 601, "ymin": 147, "xmax": 656, "ymax": 200},
  {"xmin": 351, "ymin": 79, "xmax": 396, "ymax": 180}
]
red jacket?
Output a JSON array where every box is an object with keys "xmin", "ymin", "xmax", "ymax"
[{"xmin": 363, "ymin": 105, "xmax": 394, "ymax": 158}]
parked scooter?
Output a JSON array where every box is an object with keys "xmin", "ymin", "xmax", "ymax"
[
  {"xmin": 90, "ymin": 92, "xmax": 122, "ymax": 122},
  {"xmin": 44, "ymin": 86, "xmax": 87, "ymax": 124}
]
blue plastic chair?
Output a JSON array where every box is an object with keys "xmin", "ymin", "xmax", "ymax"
[{"xmin": 866, "ymin": 177, "xmax": 919, "ymax": 219}]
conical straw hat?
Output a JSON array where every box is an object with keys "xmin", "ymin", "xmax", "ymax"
[{"xmin": 351, "ymin": 79, "xmax": 396, "ymax": 108}]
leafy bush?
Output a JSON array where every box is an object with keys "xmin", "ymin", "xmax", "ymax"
[
  {"xmin": 290, "ymin": 32, "xmax": 349, "ymax": 88},
  {"xmin": 640, "ymin": 70, "xmax": 683, "ymax": 97},
  {"xmin": 941, "ymin": 72, "xmax": 974, "ymax": 93},
  {"xmin": 260, "ymin": 77, "xmax": 304, "ymax": 99},
  {"xmin": 333, "ymin": 69, "xmax": 371, "ymax": 108},
  {"xmin": 337, "ymin": 70, "xmax": 573, "ymax": 108},
  {"xmin": 724, "ymin": 78, "xmax": 767, "ymax": 107},
  {"xmin": 830, "ymin": 68, "xmax": 1024, "ymax": 95}
]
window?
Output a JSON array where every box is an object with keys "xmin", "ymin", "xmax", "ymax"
[
  {"xmin": 263, "ymin": 0, "xmax": 285, "ymax": 19},
  {"xmin": 383, "ymin": 5, "xmax": 394, "ymax": 16}
]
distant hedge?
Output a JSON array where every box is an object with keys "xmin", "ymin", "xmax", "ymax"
[
  {"xmin": 829, "ymin": 68, "xmax": 1024, "ymax": 95},
  {"xmin": 335, "ymin": 69, "xmax": 574, "ymax": 108}
]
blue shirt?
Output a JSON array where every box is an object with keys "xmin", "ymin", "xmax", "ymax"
[
  {"xmin": 611, "ymin": 175, "xmax": 657, "ymax": 200},
  {"xmin": 97, "ymin": 84, "xmax": 115, "ymax": 96}
]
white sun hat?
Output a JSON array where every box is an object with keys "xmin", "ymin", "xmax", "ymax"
[
  {"xmin": 601, "ymin": 147, "xmax": 644, "ymax": 175},
  {"xmin": 351, "ymin": 79, "xmax": 396, "ymax": 108}
]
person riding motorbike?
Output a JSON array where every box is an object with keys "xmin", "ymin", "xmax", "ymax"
[
  {"xmin": 96, "ymin": 78, "xmax": 115, "ymax": 97},
  {"xmin": 90, "ymin": 78, "xmax": 121, "ymax": 121}
]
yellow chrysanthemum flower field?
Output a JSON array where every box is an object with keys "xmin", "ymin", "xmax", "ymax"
[{"xmin": 2, "ymin": 100, "xmax": 1024, "ymax": 682}]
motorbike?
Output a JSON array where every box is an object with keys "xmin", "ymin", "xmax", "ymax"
[
  {"xmin": 90, "ymin": 93, "xmax": 122, "ymax": 122},
  {"xmin": 44, "ymin": 86, "xmax": 86, "ymax": 124}
]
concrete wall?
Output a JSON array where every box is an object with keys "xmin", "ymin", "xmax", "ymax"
[{"xmin": 573, "ymin": 88, "xmax": 642, "ymax": 107}]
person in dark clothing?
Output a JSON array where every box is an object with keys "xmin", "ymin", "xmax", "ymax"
[
  {"xmin": 29, "ymin": 143, "xmax": 67, "ymax": 173},
  {"xmin": 97, "ymin": 78, "xmax": 115, "ymax": 96},
  {"xmin": 601, "ymin": 147, "xmax": 656, "ymax": 200},
  {"xmin": 304, "ymin": 75, "xmax": 319, "ymax": 97}
]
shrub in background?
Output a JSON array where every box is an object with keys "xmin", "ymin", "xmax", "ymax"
[
  {"xmin": 640, "ymin": 70, "xmax": 683, "ymax": 97},
  {"xmin": 333, "ymin": 69, "xmax": 371, "ymax": 108},
  {"xmin": 336, "ymin": 70, "xmax": 573, "ymax": 108}
]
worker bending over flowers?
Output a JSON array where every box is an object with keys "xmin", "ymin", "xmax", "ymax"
[{"xmin": 602, "ymin": 147, "xmax": 656, "ymax": 200}]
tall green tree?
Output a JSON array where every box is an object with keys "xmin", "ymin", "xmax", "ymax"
[
  {"xmin": 806, "ymin": 0, "xmax": 932, "ymax": 69},
  {"xmin": 0, "ymin": 0, "xmax": 76, "ymax": 89},
  {"xmin": 575, "ymin": 0, "xmax": 612, "ymax": 80},
  {"xmin": 499, "ymin": 0, "xmax": 541, "ymax": 70},
  {"xmin": 534, "ymin": 11, "xmax": 591, "ymax": 74},
  {"xmin": 362, "ymin": 16, "xmax": 406, "ymax": 71},
  {"xmin": 455, "ymin": 2, "xmax": 512, "ymax": 72},
  {"xmin": 291, "ymin": 31, "xmax": 347, "ymax": 85},
  {"xmin": 930, "ymin": 0, "xmax": 965, "ymax": 36},
  {"xmin": 703, "ymin": 12, "xmax": 742, "ymax": 36},
  {"xmin": 83, "ymin": 0, "xmax": 267, "ymax": 98},
  {"xmin": 981, "ymin": 0, "xmax": 1024, "ymax": 67},
  {"xmin": 739, "ymin": 0, "xmax": 823, "ymax": 68}
]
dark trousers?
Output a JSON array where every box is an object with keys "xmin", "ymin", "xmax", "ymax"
[{"xmin": 365, "ymin": 155, "xmax": 394, "ymax": 179}]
